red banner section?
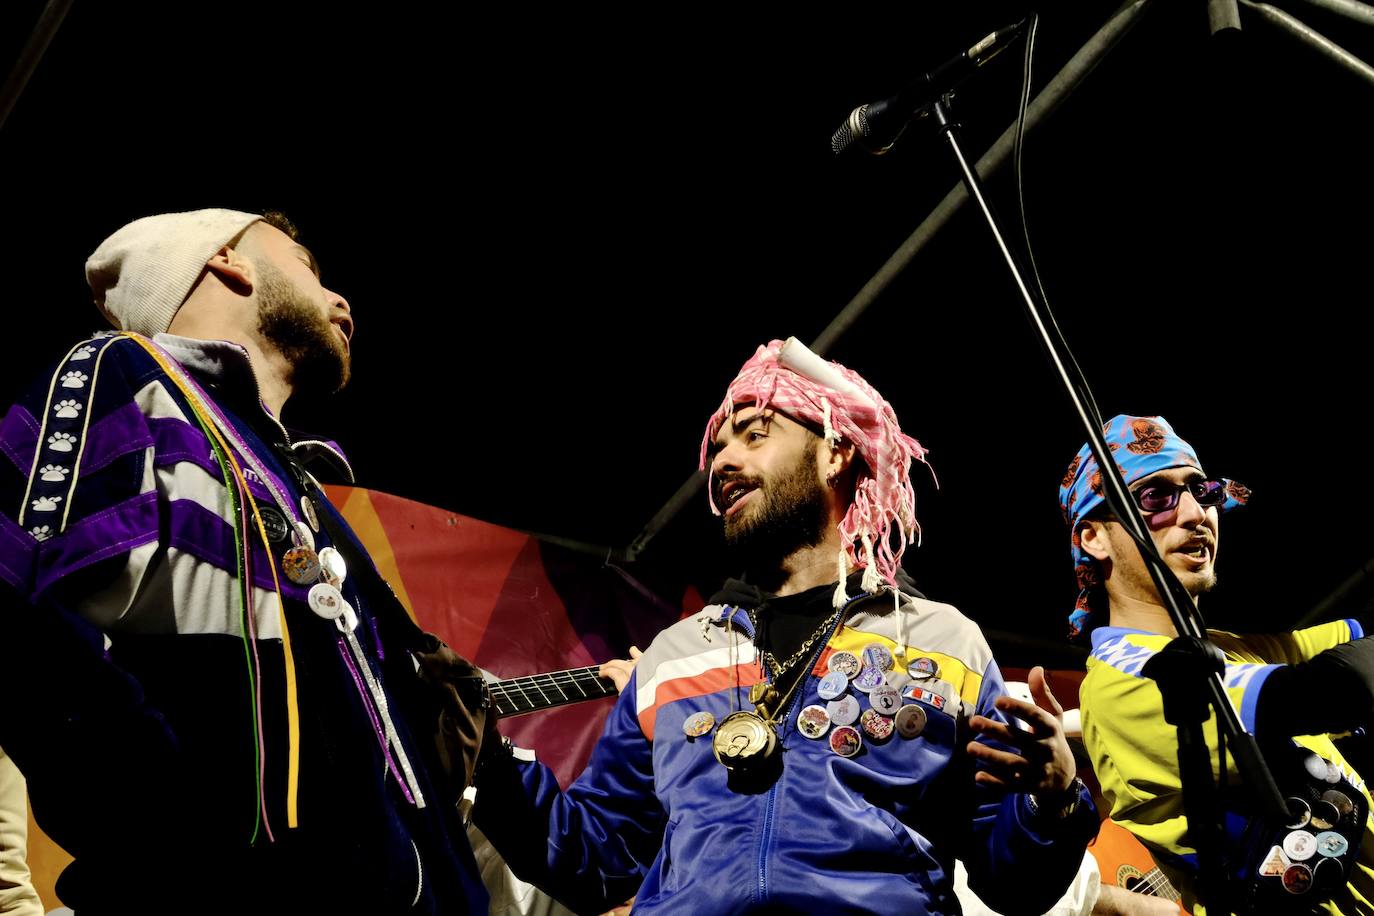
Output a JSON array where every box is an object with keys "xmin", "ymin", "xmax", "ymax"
[{"xmin": 326, "ymin": 486, "xmax": 689, "ymax": 786}]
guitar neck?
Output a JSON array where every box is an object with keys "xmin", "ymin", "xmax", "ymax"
[{"xmin": 489, "ymin": 665, "xmax": 619, "ymax": 718}]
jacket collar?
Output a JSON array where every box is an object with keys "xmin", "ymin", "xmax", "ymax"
[{"xmin": 152, "ymin": 333, "xmax": 355, "ymax": 483}]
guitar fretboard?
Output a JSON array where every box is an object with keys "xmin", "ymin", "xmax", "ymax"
[{"xmin": 490, "ymin": 666, "xmax": 618, "ymax": 717}]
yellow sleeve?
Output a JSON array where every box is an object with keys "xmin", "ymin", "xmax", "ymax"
[{"xmin": 1211, "ymin": 619, "xmax": 1359, "ymax": 666}]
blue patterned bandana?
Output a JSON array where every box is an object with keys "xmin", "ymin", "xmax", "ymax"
[{"xmin": 1057, "ymin": 415, "xmax": 1250, "ymax": 638}]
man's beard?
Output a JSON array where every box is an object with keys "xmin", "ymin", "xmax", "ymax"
[
  {"xmin": 721, "ymin": 440, "xmax": 830, "ymax": 569},
  {"xmin": 255, "ymin": 259, "xmax": 350, "ymax": 397}
]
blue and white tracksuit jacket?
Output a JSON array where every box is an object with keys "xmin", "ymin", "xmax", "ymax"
[{"xmin": 475, "ymin": 587, "xmax": 1098, "ymax": 915}]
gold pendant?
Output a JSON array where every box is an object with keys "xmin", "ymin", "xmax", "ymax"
[
  {"xmin": 712, "ymin": 682, "xmax": 782, "ymax": 770},
  {"xmin": 712, "ymin": 711, "xmax": 777, "ymax": 769}
]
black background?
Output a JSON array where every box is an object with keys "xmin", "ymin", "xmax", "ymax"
[{"xmin": 3, "ymin": 1, "xmax": 1372, "ymax": 651}]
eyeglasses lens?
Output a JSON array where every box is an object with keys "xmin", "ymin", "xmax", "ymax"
[{"xmin": 1134, "ymin": 478, "xmax": 1227, "ymax": 512}]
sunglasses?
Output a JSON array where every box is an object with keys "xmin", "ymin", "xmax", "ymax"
[{"xmin": 1130, "ymin": 477, "xmax": 1229, "ymax": 514}]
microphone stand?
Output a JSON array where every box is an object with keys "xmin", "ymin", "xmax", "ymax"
[{"xmin": 924, "ymin": 93, "xmax": 1288, "ymax": 914}]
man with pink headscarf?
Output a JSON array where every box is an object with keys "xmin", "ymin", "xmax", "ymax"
[{"xmin": 472, "ymin": 339, "xmax": 1096, "ymax": 914}]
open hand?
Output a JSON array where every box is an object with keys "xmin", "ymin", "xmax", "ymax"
[{"xmin": 965, "ymin": 666, "xmax": 1076, "ymax": 797}]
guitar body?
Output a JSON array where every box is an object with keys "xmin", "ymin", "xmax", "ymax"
[{"xmin": 1089, "ymin": 817, "xmax": 1188, "ymax": 913}]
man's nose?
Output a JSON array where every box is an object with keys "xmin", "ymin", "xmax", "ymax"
[
  {"xmin": 711, "ymin": 441, "xmax": 743, "ymax": 477},
  {"xmin": 1175, "ymin": 488, "xmax": 1208, "ymax": 526}
]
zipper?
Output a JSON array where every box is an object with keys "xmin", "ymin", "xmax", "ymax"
[{"xmin": 754, "ymin": 592, "xmax": 866, "ymax": 905}]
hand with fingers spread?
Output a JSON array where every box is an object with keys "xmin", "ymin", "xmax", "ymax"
[
  {"xmin": 966, "ymin": 665, "xmax": 1078, "ymax": 807},
  {"xmin": 599, "ymin": 646, "xmax": 643, "ymax": 694}
]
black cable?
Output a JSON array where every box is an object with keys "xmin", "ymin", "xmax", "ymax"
[{"xmin": 1012, "ymin": 11, "xmax": 1105, "ymax": 432}]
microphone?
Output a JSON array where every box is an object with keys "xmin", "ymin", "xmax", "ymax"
[{"xmin": 831, "ymin": 19, "xmax": 1029, "ymax": 155}]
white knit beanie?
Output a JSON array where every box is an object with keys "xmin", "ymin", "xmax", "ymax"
[{"xmin": 84, "ymin": 208, "xmax": 263, "ymax": 336}]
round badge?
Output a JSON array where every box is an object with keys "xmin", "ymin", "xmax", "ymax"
[
  {"xmin": 829, "ymin": 725, "xmax": 862, "ymax": 758},
  {"xmin": 859, "ymin": 708, "xmax": 893, "ymax": 741},
  {"xmin": 1286, "ymin": 797, "xmax": 1312, "ymax": 829},
  {"xmin": 339, "ymin": 600, "xmax": 358, "ymax": 633},
  {"xmin": 907, "ymin": 656, "xmax": 939, "ymax": 680},
  {"xmin": 307, "ymin": 582, "xmax": 346, "ymax": 620},
  {"xmin": 1326, "ymin": 762, "xmax": 1342, "ymax": 785},
  {"xmin": 1283, "ymin": 830, "xmax": 1317, "ymax": 862},
  {"xmin": 1282, "ymin": 863, "xmax": 1314, "ymax": 895},
  {"xmin": 862, "ymin": 644, "xmax": 894, "ymax": 673},
  {"xmin": 827, "ymin": 651, "xmax": 861, "ymax": 679},
  {"xmin": 1315, "ymin": 831, "xmax": 1349, "ymax": 858},
  {"xmin": 827, "ymin": 695, "xmax": 861, "ymax": 727},
  {"xmin": 683, "ymin": 710, "xmax": 716, "ymax": 738},
  {"xmin": 853, "ymin": 667, "xmax": 885, "ymax": 693},
  {"xmin": 895, "ymin": 704, "xmax": 927, "ymax": 739},
  {"xmin": 317, "ymin": 546, "xmax": 348, "ymax": 587},
  {"xmin": 257, "ymin": 504, "xmax": 290, "ymax": 543},
  {"xmin": 797, "ymin": 705, "xmax": 831, "ymax": 739},
  {"xmin": 1311, "ymin": 801, "xmax": 1340, "ymax": 831},
  {"xmin": 294, "ymin": 521, "xmax": 316, "ymax": 552},
  {"xmin": 1313, "ymin": 856, "xmax": 1345, "ymax": 890},
  {"xmin": 817, "ymin": 671, "xmax": 849, "ymax": 701},
  {"xmin": 870, "ymin": 685, "xmax": 902, "ymax": 716},
  {"xmin": 1303, "ymin": 753, "xmax": 1331, "ymax": 782},
  {"xmin": 282, "ymin": 546, "xmax": 322, "ymax": 585},
  {"xmin": 301, "ymin": 495, "xmax": 320, "ymax": 533},
  {"xmin": 1321, "ymin": 789, "xmax": 1355, "ymax": 822}
]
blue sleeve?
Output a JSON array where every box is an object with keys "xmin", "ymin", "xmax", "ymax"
[
  {"xmin": 472, "ymin": 669, "xmax": 663, "ymax": 913},
  {"xmin": 959, "ymin": 659, "xmax": 1098, "ymax": 916}
]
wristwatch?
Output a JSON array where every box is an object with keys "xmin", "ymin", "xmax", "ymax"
[{"xmin": 1028, "ymin": 776, "xmax": 1085, "ymax": 820}]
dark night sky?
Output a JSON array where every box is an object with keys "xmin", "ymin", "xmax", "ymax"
[{"xmin": 2, "ymin": 1, "xmax": 1373, "ymax": 651}]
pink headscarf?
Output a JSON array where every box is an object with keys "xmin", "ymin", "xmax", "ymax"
[{"xmin": 699, "ymin": 338, "xmax": 931, "ymax": 606}]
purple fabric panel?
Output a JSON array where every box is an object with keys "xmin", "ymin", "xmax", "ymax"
[
  {"xmin": 150, "ymin": 418, "xmax": 285, "ymax": 510},
  {"xmin": 166, "ymin": 498, "xmax": 308, "ymax": 600},
  {"xmin": 77, "ymin": 401, "xmax": 155, "ymax": 476},
  {"xmin": 0, "ymin": 404, "xmax": 39, "ymax": 474},
  {"xmin": 0, "ymin": 510, "xmax": 37, "ymax": 594},
  {"xmin": 150, "ymin": 416, "xmax": 219, "ymax": 478},
  {"xmin": 32, "ymin": 491, "xmax": 159, "ymax": 597}
]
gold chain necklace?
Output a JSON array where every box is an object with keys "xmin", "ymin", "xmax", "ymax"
[
  {"xmin": 714, "ymin": 602, "xmax": 847, "ymax": 771},
  {"xmin": 751, "ymin": 604, "xmax": 843, "ymax": 681}
]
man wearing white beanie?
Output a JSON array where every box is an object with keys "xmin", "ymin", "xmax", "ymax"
[{"xmin": 0, "ymin": 209, "xmax": 485, "ymax": 912}]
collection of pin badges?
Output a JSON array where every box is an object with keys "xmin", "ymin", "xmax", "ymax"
[
  {"xmin": 1255, "ymin": 753, "xmax": 1364, "ymax": 898},
  {"xmin": 682, "ymin": 642, "xmax": 948, "ymax": 759},
  {"xmin": 278, "ymin": 496, "xmax": 357, "ymax": 632}
]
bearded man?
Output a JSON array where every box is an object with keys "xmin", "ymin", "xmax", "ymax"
[
  {"xmin": 0, "ymin": 209, "xmax": 481, "ymax": 913},
  {"xmin": 472, "ymin": 338, "xmax": 1097, "ymax": 915}
]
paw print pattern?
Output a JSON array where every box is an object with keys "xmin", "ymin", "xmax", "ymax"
[
  {"xmin": 53, "ymin": 399, "xmax": 82, "ymax": 418},
  {"xmin": 30, "ymin": 495, "xmax": 62, "ymax": 512},
  {"xmin": 29, "ymin": 525, "xmax": 52, "ymax": 542},
  {"xmin": 47, "ymin": 432, "xmax": 77, "ymax": 452},
  {"xmin": 39, "ymin": 464, "xmax": 69, "ymax": 482},
  {"xmin": 60, "ymin": 371, "xmax": 89, "ymax": 389},
  {"xmin": 69, "ymin": 345, "xmax": 98, "ymax": 361}
]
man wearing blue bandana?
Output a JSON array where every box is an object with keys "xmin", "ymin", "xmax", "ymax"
[{"xmin": 1062, "ymin": 415, "xmax": 1374, "ymax": 913}]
